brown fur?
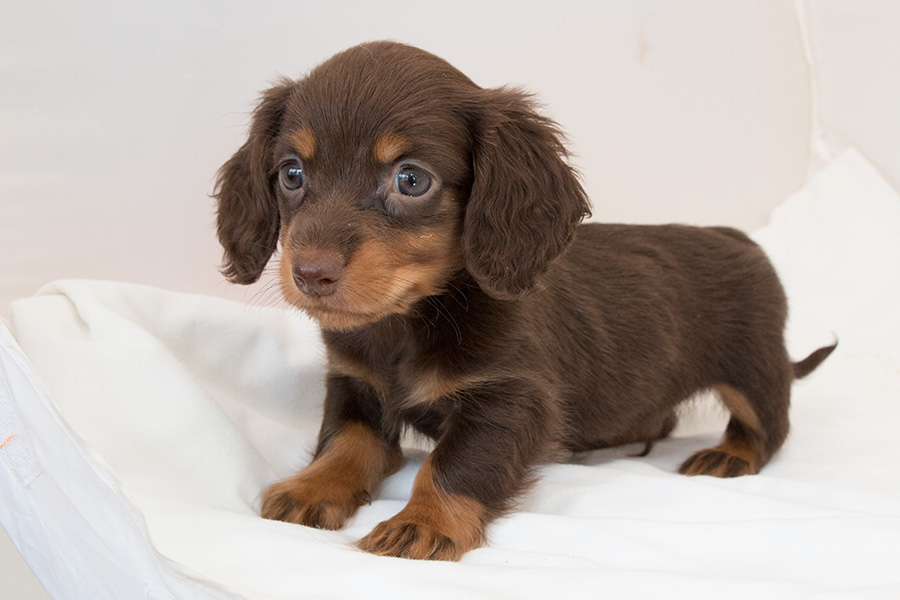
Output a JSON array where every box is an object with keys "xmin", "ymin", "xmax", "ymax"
[{"xmin": 215, "ymin": 41, "xmax": 836, "ymax": 561}]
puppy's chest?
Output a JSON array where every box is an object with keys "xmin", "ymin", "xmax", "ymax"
[{"xmin": 327, "ymin": 339, "xmax": 468, "ymax": 409}]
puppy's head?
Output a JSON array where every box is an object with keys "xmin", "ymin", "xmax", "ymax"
[{"xmin": 215, "ymin": 41, "xmax": 590, "ymax": 330}]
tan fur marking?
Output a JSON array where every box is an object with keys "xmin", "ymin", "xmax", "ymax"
[
  {"xmin": 261, "ymin": 423, "xmax": 401, "ymax": 529},
  {"xmin": 280, "ymin": 226, "xmax": 462, "ymax": 331},
  {"xmin": 679, "ymin": 386, "xmax": 768, "ymax": 477},
  {"xmin": 374, "ymin": 133, "xmax": 411, "ymax": 163},
  {"xmin": 406, "ymin": 370, "xmax": 465, "ymax": 405},
  {"xmin": 329, "ymin": 349, "xmax": 489, "ymax": 408},
  {"xmin": 714, "ymin": 384, "xmax": 762, "ymax": 433},
  {"xmin": 277, "ymin": 190, "xmax": 463, "ymax": 331},
  {"xmin": 716, "ymin": 435, "xmax": 762, "ymax": 472},
  {"xmin": 403, "ymin": 369, "xmax": 494, "ymax": 407},
  {"xmin": 308, "ymin": 422, "xmax": 401, "ymax": 485},
  {"xmin": 291, "ymin": 128, "xmax": 316, "ymax": 160},
  {"xmin": 357, "ymin": 455, "xmax": 487, "ymax": 560},
  {"xmin": 328, "ymin": 351, "xmax": 389, "ymax": 398}
]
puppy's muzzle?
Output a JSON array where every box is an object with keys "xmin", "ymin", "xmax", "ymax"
[{"xmin": 292, "ymin": 250, "xmax": 345, "ymax": 297}]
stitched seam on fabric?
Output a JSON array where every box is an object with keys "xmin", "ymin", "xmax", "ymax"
[{"xmin": 0, "ymin": 374, "xmax": 42, "ymax": 487}]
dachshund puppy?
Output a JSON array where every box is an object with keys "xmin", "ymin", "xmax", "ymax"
[{"xmin": 215, "ymin": 41, "xmax": 835, "ymax": 561}]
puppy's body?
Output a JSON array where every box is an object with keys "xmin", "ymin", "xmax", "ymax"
[
  {"xmin": 521, "ymin": 222, "xmax": 791, "ymax": 455},
  {"xmin": 327, "ymin": 223, "xmax": 786, "ymax": 450},
  {"xmin": 215, "ymin": 41, "xmax": 834, "ymax": 561}
]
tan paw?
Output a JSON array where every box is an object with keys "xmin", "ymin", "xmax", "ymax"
[
  {"xmin": 262, "ymin": 423, "xmax": 402, "ymax": 529},
  {"xmin": 357, "ymin": 456, "xmax": 488, "ymax": 561},
  {"xmin": 261, "ymin": 472, "xmax": 368, "ymax": 530},
  {"xmin": 679, "ymin": 446, "xmax": 759, "ymax": 478},
  {"xmin": 357, "ymin": 512, "xmax": 481, "ymax": 561}
]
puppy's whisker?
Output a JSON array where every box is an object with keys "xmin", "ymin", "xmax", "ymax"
[{"xmin": 423, "ymin": 297, "xmax": 462, "ymax": 343}]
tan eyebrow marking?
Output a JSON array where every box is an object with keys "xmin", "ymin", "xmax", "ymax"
[
  {"xmin": 374, "ymin": 133, "xmax": 411, "ymax": 163},
  {"xmin": 290, "ymin": 128, "xmax": 316, "ymax": 160}
]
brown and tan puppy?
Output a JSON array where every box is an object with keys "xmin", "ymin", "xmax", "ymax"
[{"xmin": 215, "ymin": 41, "xmax": 835, "ymax": 561}]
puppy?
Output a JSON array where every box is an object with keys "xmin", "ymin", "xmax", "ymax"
[{"xmin": 215, "ymin": 41, "xmax": 835, "ymax": 561}]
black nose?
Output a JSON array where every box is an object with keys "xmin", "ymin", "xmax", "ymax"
[{"xmin": 292, "ymin": 251, "xmax": 345, "ymax": 297}]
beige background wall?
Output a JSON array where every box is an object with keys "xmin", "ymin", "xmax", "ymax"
[{"xmin": 1, "ymin": 0, "xmax": 810, "ymax": 315}]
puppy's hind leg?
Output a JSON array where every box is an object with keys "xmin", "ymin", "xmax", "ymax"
[{"xmin": 678, "ymin": 383, "xmax": 788, "ymax": 478}]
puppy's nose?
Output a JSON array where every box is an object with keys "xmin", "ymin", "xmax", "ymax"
[{"xmin": 292, "ymin": 251, "xmax": 345, "ymax": 297}]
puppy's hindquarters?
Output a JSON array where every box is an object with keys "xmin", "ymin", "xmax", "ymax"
[
  {"xmin": 680, "ymin": 382, "xmax": 791, "ymax": 477},
  {"xmin": 675, "ymin": 230, "xmax": 837, "ymax": 476},
  {"xmin": 679, "ymin": 340, "xmax": 837, "ymax": 477},
  {"xmin": 562, "ymin": 224, "xmax": 833, "ymax": 478}
]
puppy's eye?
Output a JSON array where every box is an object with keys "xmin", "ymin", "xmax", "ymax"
[
  {"xmin": 279, "ymin": 160, "xmax": 305, "ymax": 191},
  {"xmin": 395, "ymin": 166, "xmax": 432, "ymax": 197}
]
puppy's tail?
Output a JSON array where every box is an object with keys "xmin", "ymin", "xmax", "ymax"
[{"xmin": 793, "ymin": 340, "xmax": 838, "ymax": 379}]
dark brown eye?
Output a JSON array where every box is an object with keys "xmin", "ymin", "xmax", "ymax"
[
  {"xmin": 395, "ymin": 166, "xmax": 431, "ymax": 197},
  {"xmin": 279, "ymin": 160, "xmax": 304, "ymax": 191}
]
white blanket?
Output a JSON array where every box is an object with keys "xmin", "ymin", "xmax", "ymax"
[{"xmin": 2, "ymin": 148, "xmax": 899, "ymax": 599}]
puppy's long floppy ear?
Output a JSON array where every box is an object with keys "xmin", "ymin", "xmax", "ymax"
[
  {"xmin": 214, "ymin": 81, "xmax": 294, "ymax": 284},
  {"xmin": 463, "ymin": 88, "xmax": 591, "ymax": 299}
]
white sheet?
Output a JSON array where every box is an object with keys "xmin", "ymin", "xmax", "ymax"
[{"xmin": 2, "ymin": 148, "xmax": 900, "ymax": 599}]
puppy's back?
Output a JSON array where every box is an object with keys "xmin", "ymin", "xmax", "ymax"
[{"xmin": 538, "ymin": 223, "xmax": 790, "ymax": 449}]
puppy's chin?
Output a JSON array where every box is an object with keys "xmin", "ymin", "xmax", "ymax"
[
  {"xmin": 293, "ymin": 303, "xmax": 405, "ymax": 332},
  {"xmin": 282, "ymin": 292, "xmax": 401, "ymax": 332}
]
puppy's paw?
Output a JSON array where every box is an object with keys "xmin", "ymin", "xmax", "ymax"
[
  {"xmin": 261, "ymin": 472, "xmax": 369, "ymax": 530},
  {"xmin": 678, "ymin": 447, "xmax": 759, "ymax": 478},
  {"xmin": 357, "ymin": 513, "xmax": 481, "ymax": 561}
]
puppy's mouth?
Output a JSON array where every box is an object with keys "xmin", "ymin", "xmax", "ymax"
[{"xmin": 278, "ymin": 241, "xmax": 460, "ymax": 331}]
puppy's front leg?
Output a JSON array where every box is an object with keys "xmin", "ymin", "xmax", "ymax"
[
  {"xmin": 358, "ymin": 380, "xmax": 555, "ymax": 561},
  {"xmin": 262, "ymin": 375, "xmax": 401, "ymax": 530}
]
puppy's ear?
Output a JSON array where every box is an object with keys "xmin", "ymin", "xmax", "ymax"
[
  {"xmin": 214, "ymin": 81, "xmax": 294, "ymax": 284},
  {"xmin": 463, "ymin": 88, "xmax": 591, "ymax": 299}
]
